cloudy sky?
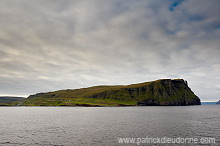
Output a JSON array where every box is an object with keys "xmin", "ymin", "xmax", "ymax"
[{"xmin": 0, "ymin": 0, "xmax": 220, "ymax": 101}]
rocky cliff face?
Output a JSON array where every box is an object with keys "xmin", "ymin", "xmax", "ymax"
[
  {"xmin": 132, "ymin": 79, "xmax": 200, "ymax": 106},
  {"xmin": 25, "ymin": 79, "xmax": 201, "ymax": 106}
]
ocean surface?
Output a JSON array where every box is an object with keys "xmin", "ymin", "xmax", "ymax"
[
  {"xmin": 201, "ymin": 102, "xmax": 217, "ymax": 105},
  {"xmin": 0, "ymin": 105, "xmax": 219, "ymax": 146}
]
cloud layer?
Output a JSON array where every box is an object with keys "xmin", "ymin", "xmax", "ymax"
[{"xmin": 0, "ymin": 0, "xmax": 220, "ymax": 101}]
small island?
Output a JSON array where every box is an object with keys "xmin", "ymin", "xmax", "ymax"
[{"xmin": 9, "ymin": 79, "xmax": 201, "ymax": 106}]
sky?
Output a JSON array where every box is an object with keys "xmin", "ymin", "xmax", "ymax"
[{"xmin": 0, "ymin": 0, "xmax": 220, "ymax": 101}]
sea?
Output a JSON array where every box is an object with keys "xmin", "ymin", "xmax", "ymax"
[{"xmin": 0, "ymin": 105, "xmax": 219, "ymax": 146}]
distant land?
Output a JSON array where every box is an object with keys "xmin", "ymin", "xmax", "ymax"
[
  {"xmin": 0, "ymin": 96, "xmax": 25, "ymax": 105},
  {"xmin": 216, "ymin": 100, "xmax": 220, "ymax": 104},
  {"xmin": 9, "ymin": 79, "xmax": 201, "ymax": 106}
]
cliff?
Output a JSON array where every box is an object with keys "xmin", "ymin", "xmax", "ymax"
[{"xmin": 14, "ymin": 79, "xmax": 201, "ymax": 106}]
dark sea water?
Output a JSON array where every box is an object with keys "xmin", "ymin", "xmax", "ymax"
[
  {"xmin": 0, "ymin": 105, "xmax": 219, "ymax": 146},
  {"xmin": 201, "ymin": 102, "xmax": 217, "ymax": 105}
]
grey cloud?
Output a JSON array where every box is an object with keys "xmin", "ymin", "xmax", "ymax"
[{"xmin": 0, "ymin": 0, "xmax": 219, "ymax": 101}]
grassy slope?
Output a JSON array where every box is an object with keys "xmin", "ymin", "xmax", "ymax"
[
  {"xmin": 10, "ymin": 79, "xmax": 199, "ymax": 106},
  {"xmin": 12, "ymin": 86, "xmax": 136, "ymax": 106}
]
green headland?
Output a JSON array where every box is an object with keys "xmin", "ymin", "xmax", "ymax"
[{"xmin": 8, "ymin": 79, "xmax": 201, "ymax": 106}]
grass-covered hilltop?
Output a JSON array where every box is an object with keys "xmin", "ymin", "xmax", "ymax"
[{"xmin": 11, "ymin": 79, "xmax": 201, "ymax": 106}]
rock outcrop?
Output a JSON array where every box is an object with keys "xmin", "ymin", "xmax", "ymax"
[{"xmin": 216, "ymin": 100, "xmax": 220, "ymax": 104}]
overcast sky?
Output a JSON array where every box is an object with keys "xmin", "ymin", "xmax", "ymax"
[{"xmin": 0, "ymin": 0, "xmax": 220, "ymax": 101}]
